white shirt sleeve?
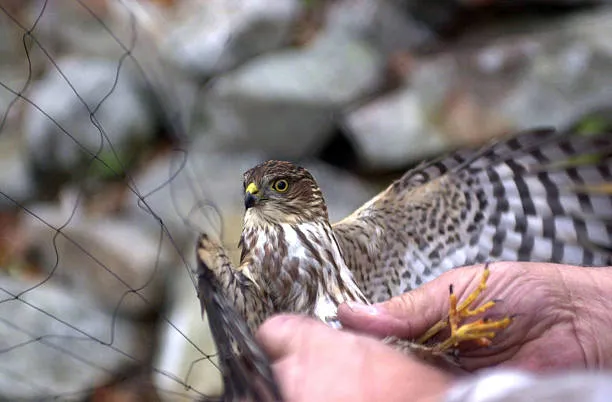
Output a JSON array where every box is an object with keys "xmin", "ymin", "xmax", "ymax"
[{"xmin": 444, "ymin": 369, "xmax": 612, "ymax": 402}]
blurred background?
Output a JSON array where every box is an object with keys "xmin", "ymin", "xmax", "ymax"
[{"xmin": 1, "ymin": 0, "xmax": 612, "ymax": 400}]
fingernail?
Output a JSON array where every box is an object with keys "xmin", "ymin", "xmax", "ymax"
[{"xmin": 345, "ymin": 301, "xmax": 381, "ymax": 316}]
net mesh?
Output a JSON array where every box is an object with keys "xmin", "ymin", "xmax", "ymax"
[{"xmin": 0, "ymin": 1, "xmax": 226, "ymax": 400}]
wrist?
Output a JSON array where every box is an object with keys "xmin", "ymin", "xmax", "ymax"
[{"xmin": 562, "ymin": 265, "xmax": 612, "ymax": 369}]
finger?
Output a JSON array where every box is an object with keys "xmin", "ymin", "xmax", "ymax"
[
  {"xmin": 256, "ymin": 314, "xmax": 332, "ymax": 361},
  {"xmin": 338, "ymin": 265, "xmax": 484, "ymax": 339},
  {"xmin": 338, "ymin": 287, "xmax": 440, "ymax": 339}
]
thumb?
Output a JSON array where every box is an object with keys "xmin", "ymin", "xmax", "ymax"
[
  {"xmin": 338, "ymin": 265, "xmax": 483, "ymax": 339},
  {"xmin": 256, "ymin": 314, "xmax": 333, "ymax": 361}
]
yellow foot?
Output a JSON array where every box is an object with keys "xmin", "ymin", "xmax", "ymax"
[{"xmin": 396, "ymin": 263, "xmax": 513, "ymax": 360}]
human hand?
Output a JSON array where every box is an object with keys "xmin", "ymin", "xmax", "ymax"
[
  {"xmin": 256, "ymin": 314, "xmax": 454, "ymax": 402},
  {"xmin": 339, "ymin": 262, "xmax": 612, "ymax": 373}
]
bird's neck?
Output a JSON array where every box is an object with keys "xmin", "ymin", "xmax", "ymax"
[{"xmin": 240, "ymin": 220, "xmax": 369, "ymax": 320}]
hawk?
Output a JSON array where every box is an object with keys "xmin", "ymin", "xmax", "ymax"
[{"xmin": 196, "ymin": 128, "xmax": 612, "ymax": 401}]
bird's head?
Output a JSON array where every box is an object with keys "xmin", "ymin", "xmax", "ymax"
[{"xmin": 241, "ymin": 160, "xmax": 328, "ymax": 225}]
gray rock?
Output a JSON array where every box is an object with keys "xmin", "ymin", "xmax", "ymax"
[
  {"xmin": 153, "ymin": 254, "xmax": 223, "ymax": 400},
  {"xmin": 105, "ymin": 1, "xmax": 203, "ymax": 146},
  {"xmin": 126, "ymin": 145, "xmax": 266, "ymax": 249},
  {"xmin": 413, "ymin": 9, "xmax": 612, "ymax": 136},
  {"xmin": 23, "ymin": 57, "xmax": 155, "ymax": 176},
  {"xmin": 344, "ymin": 8, "xmax": 612, "ymax": 171},
  {"xmin": 0, "ymin": 7, "xmax": 26, "ymax": 67},
  {"xmin": 0, "ymin": 68, "xmax": 26, "ymax": 122},
  {"xmin": 343, "ymin": 87, "xmax": 448, "ymax": 170},
  {"xmin": 198, "ymin": 34, "xmax": 384, "ymax": 159},
  {"xmin": 498, "ymin": 12, "xmax": 612, "ymax": 131},
  {"xmin": 0, "ymin": 68, "xmax": 34, "ymax": 207},
  {"xmin": 26, "ymin": 0, "xmax": 128, "ymax": 60},
  {"xmin": 0, "ymin": 275, "xmax": 143, "ymax": 400},
  {"xmin": 325, "ymin": 0, "xmax": 434, "ymax": 56},
  {"xmin": 0, "ymin": 131, "xmax": 33, "ymax": 208},
  {"xmin": 21, "ymin": 193, "xmax": 171, "ymax": 317},
  {"xmin": 142, "ymin": 0, "xmax": 302, "ymax": 77}
]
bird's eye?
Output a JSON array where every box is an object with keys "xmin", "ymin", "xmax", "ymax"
[{"xmin": 273, "ymin": 179, "xmax": 289, "ymax": 193}]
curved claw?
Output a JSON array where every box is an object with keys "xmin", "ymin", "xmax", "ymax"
[{"xmin": 414, "ymin": 263, "xmax": 513, "ymax": 357}]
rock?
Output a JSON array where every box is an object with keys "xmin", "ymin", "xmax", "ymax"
[
  {"xmin": 0, "ymin": 5, "xmax": 26, "ymax": 66},
  {"xmin": 26, "ymin": 0, "xmax": 127, "ymax": 60},
  {"xmin": 197, "ymin": 33, "xmax": 384, "ymax": 159},
  {"xmin": 497, "ymin": 11, "xmax": 612, "ymax": 131},
  {"xmin": 402, "ymin": 0, "xmax": 461, "ymax": 32},
  {"xmin": 325, "ymin": 0, "xmax": 434, "ymax": 56},
  {"xmin": 345, "ymin": 8, "xmax": 612, "ymax": 171},
  {"xmin": 125, "ymin": 0, "xmax": 302, "ymax": 78},
  {"xmin": 103, "ymin": 1, "xmax": 203, "ymax": 147},
  {"xmin": 23, "ymin": 57, "xmax": 156, "ymax": 181},
  {"xmin": 153, "ymin": 254, "xmax": 223, "ymax": 400},
  {"xmin": 0, "ymin": 65, "xmax": 34, "ymax": 208},
  {"xmin": 0, "ymin": 132, "xmax": 33, "ymax": 209},
  {"xmin": 21, "ymin": 193, "xmax": 172, "ymax": 317},
  {"xmin": 126, "ymin": 145, "xmax": 266, "ymax": 251},
  {"xmin": 0, "ymin": 275, "xmax": 144, "ymax": 400},
  {"xmin": 343, "ymin": 87, "xmax": 448, "ymax": 170},
  {"xmin": 416, "ymin": 8, "xmax": 612, "ymax": 135}
]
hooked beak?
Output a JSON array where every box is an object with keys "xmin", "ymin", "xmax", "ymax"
[{"xmin": 244, "ymin": 182, "xmax": 259, "ymax": 210}]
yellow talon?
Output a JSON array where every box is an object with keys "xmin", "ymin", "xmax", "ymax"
[
  {"xmin": 417, "ymin": 263, "xmax": 513, "ymax": 355},
  {"xmin": 464, "ymin": 300, "xmax": 497, "ymax": 317}
]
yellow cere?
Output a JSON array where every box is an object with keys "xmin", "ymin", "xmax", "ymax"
[{"xmin": 246, "ymin": 182, "xmax": 259, "ymax": 195}]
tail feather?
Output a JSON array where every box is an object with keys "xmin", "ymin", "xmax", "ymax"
[{"xmin": 458, "ymin": 130, "xmax": 612, "ymax": 267}]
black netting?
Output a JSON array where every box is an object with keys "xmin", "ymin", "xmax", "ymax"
[{"xmin": 0, "ymin": 1, "xmax": 225, "ymax": 400}]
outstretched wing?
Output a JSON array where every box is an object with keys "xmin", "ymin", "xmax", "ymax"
[
  {"xmin": 196, "ymin": 241, "xmax": 282, "ymax": 402},
  {"xmin": 333, "ymin": 129, "xmax": 612, "ymax": 302}
]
